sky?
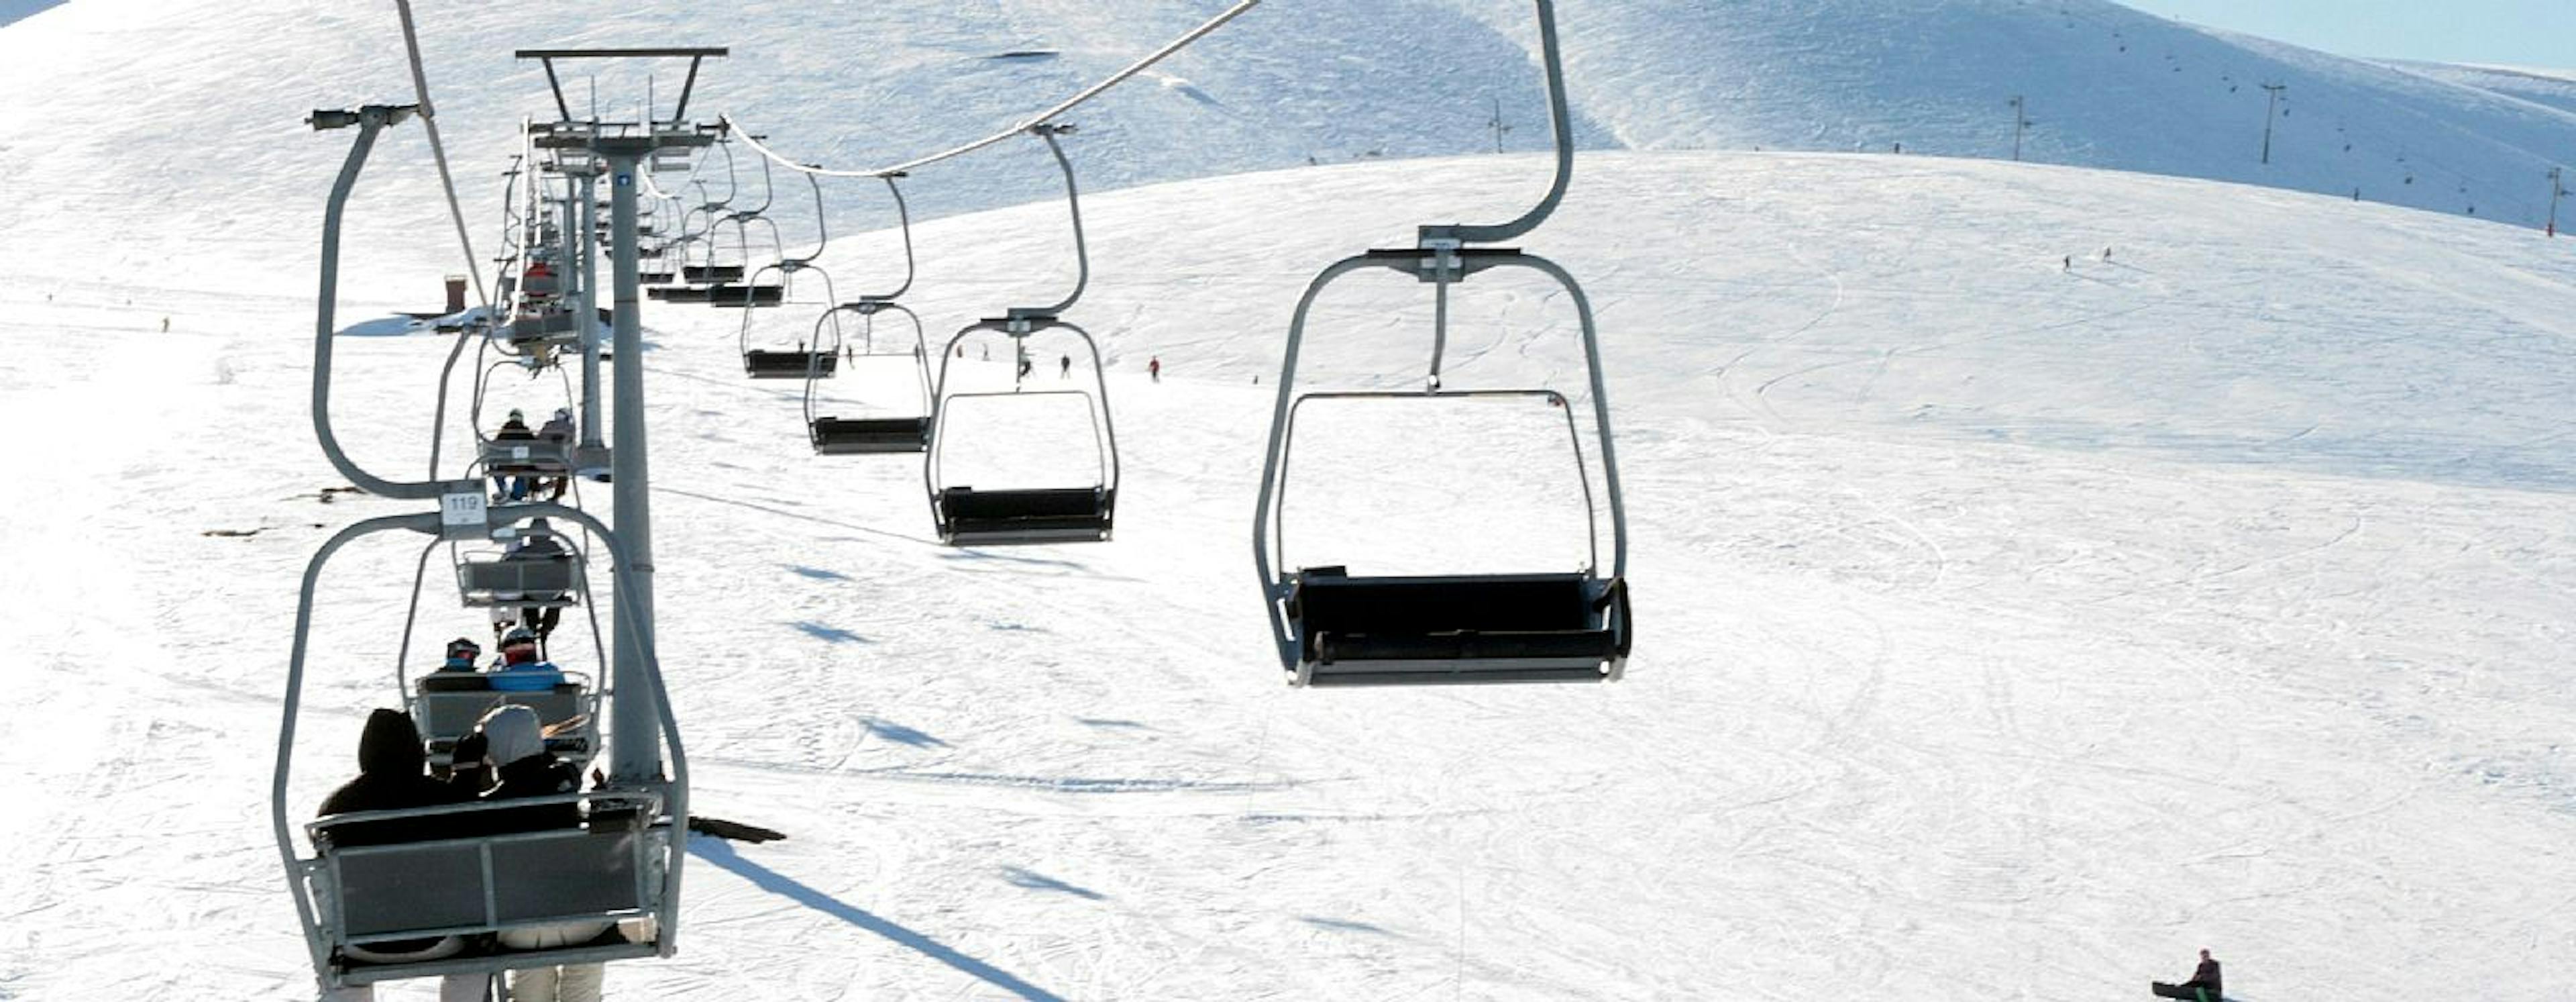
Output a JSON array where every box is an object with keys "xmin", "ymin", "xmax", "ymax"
[{"xmin": 2118, "ymin": 1, "xmax": 2574, "ymax": 68}]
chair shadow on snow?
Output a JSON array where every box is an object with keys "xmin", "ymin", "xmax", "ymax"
[
  {"xmin": 789, "ymin": 620, "xmax": 871, "ymax": 644},
  {"xmin": 786, "ymin": 564, "xmax": 851, "ymax": 582},
  {"xmin": 999, "ymin": 865, "xmax": 1107, "ymax": 901},
  {"xmin": 690, "ymin": 837, "xmax": 1069, "ymax": 1002},
  {"xmin": 1299, "ymin": 915, "xmax": 1397, "ymax": 936},
  {"xmin": 861, "ymin": 716, "xmax": 949, "ymax": 749}
]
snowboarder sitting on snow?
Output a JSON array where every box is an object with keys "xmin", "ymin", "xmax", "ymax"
[
  {"xmin": 484, "ymin": 628, "xmax": 565, "ymax": 692},
  {"xmin": 2151, "ymin": 948, "xmax": 2223, "ymax": 1001}
]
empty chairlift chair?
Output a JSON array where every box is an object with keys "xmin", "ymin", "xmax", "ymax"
[
  {"xmin": 739, "ymin": 295, "xmax": 839, "ymax": 379},
  {"xmin": 925, "ymin": 315, "xmax": 1118, "ymax": 544},
  {"xmin": 701, "ymin": 152, "xmax": 791, "ymax": 308},
  {"xmin": 808, "ymin": 299, "xmax": 934, "ymax": 453},
  {"xmin": 736, "ymin": 177, "xmax": 841, "ymax": 377},
  {"xmin": 1250, "ymin": 0, "xmax": 1631, "ymax": 688},
  {"xmin": 920, "ymin": 125, "xmax": 1117, "ymax": 544},
  {"xmin": 804, "ymin": 172, "xmax": 930, "ymax": 453}
]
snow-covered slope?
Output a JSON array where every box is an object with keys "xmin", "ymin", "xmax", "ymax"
[
  {"xmin": 5, "ymin": 149, "xmax": 2576, "ymax": 999},
  {"xmin": 2387, "ymin": 60, "xmax": 2576, "ymax": 119},
  {"xmin": 1, "ymin": 0, "xmax": 2573, "ymax": 305}
]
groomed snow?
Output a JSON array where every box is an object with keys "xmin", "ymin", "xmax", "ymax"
[{"xmin": 3, "ymin": 146, "xmax": 2575, "ymax": 999}]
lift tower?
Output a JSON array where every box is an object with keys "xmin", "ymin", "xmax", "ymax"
[{"xmin": 516, "ymin": 46, "xmax": 727, "ymax": 787}]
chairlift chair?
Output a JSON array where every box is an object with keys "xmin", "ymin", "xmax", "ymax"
[
  {"xmin": 737, "ymin": 268, "xmax": 838, "ymax": 377},
  {"xmin": 479, "ymin": 436, "xmax": 572, "ymax": 482},
  {"xmin": 692, "ymin": 146, "xmax": 788, "ymax": 307},
  {"xmin": 807, "ymin": 299, "xmax": 934, "ymax": 453},
  {"xmin": 411, "ymin": 668, "xmax": 600, "ymax": 768},
  {"xmin": 920, "ymin": 128, "xmax": 1116, "ymax": 543},
  {"xmin": 276, "ymin": 506, "xmax": 687, "ymax": 993},
  {"xmin": 925, "ymin": 314, "xmax": 1118, "ymax": 544},
  {"xmin": 453, "ymin": 522, "xmax": 588, "ymax": 609},
  {"xmin": 1250, "ymin": 0, "xmax": 1631, "ymax": 688}
]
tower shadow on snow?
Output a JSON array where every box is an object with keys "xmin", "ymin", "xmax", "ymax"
[{"xmin": 689, "ymin": 837, "xmax": 1068, "ymax": 1001}]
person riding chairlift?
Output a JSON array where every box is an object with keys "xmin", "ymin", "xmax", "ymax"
[
  {"xmin": 313, "ymin": 709, "xmax": 488, "ymax": 1002},
  {"xmin": 536, "ymin": 408, "xmax": 576, "ymax": 500},
  {"xmin": 436, "ymin": 638, "xmax": 480, "ymax": 673},
  {"xmin": 470, "ymin": 705, "xmax": 612, "ymax": 1002},
  {"xmin": 494, "ymin": 409, "xmax": 539, "ymax": 501},
  {"xmin": 484, "ymin": 628, "xmax": 564, "ymax": 693}
]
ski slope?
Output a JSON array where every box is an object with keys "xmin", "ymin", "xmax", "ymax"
[
  {"xmin": 5, "ymin": 146, "xmax": 2576, "ymax": 999},
  {"xmin": 0, "ymin": 0, "xmax": 2571, "ymax": 307}
]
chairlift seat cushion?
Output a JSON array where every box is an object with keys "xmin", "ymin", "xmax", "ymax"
[
  {"xmin": 416, "ymin": 685, "xmax": 586, "ymax": 750},
  {"xmin": 936, "ymin": 487, "xmax": 1112, "ymax": 542},
  {"xmin": 458, "ymin": 558, "xmax": 580, "ymax": 607},
  {"xmin": 743, "ymin": 350, "xmax": 835, "ymax": 379},
  {"xmin": 482, "ymin": 442, "xmax": 570, "ymax": 476},
  {"xmin": 417, "ymin": 672, "xmax": 491, "ymax": 693},
  {"xmin": 335, "ymin": 841, "xmax": 486, "ymax": 938},
  {"xmin": 328, "ymin": 819, "xmax": 651, "ymax": 946},
  {"xmin": 1287, "ymin": 570, "xmax": 1618, "ymax": 683},
  {"xmin": 704, "ymin": 283, "xmax": 785, "ymax": 307},
  {"xmin": 811, "ymin": 416, "xmax": 930, "ymax": 453},
  {"xmin": 506, "ymin": 314, "xmax": 579, "ymax": 342},
  {"xmin": 649, "ymin": 286, "xmax": 710, "ymax": 303},
  {"xmin": 682, "ymin": 264, "xmax": 745, "ymax": 283}
]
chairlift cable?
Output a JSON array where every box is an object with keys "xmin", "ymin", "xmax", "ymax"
[
  {"xmin": 393, "ymin": 0, "xmax": 490, "ymax": 312},
  {"xmin": 724, "ymin": 0, "xmax": 1263, "ymax": 180}
]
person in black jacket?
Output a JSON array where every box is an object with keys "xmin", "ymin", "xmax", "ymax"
[
  {"xmin": 313, "ymin": 710, "xmax": 490, "ymax": 1001},
  {"xmin": 315, "ymin": 709, "xmax": 471, "ymax": 847},
  {"xmin": 2152, "ymin": 948, "xmax": 2223, "ymax": 1000}
]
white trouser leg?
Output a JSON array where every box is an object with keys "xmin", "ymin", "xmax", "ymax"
[
  {"xmin": 509, "ymin": 965, "xmax": 560, "ymax": 1002},
  {"xmin": 439, "ymin": 972, "xmax": 494, "ymax": 1002},
  {"xmin": 556, "ymin": 963, "xmax": 604, "ymax": 1002}
]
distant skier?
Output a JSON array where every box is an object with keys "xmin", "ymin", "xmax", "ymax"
[
  {"xmin": 1148, "ymin": 356, "xmax": 1161, "ymax": 383},
  {"xmin": 2151, "ymin": 948, "xmax": 2223, "ymax": 1001},
  {"xmin": 1059, "ymin": 353, "xmax": 1072, "ymax": 378},
  {"xmin": 1017, "ymin": 356, "xmax": 1034, "ymax": 381}
]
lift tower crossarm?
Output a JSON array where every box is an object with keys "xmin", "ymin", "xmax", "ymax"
[{"xmin": 514, "ymin": 48, "xmax": 729, "ymax": 126}]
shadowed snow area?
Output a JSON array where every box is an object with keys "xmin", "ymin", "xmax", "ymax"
[{"xmin": 3, "ymin": 149, "xmax": 2575, "ymax": 999}]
